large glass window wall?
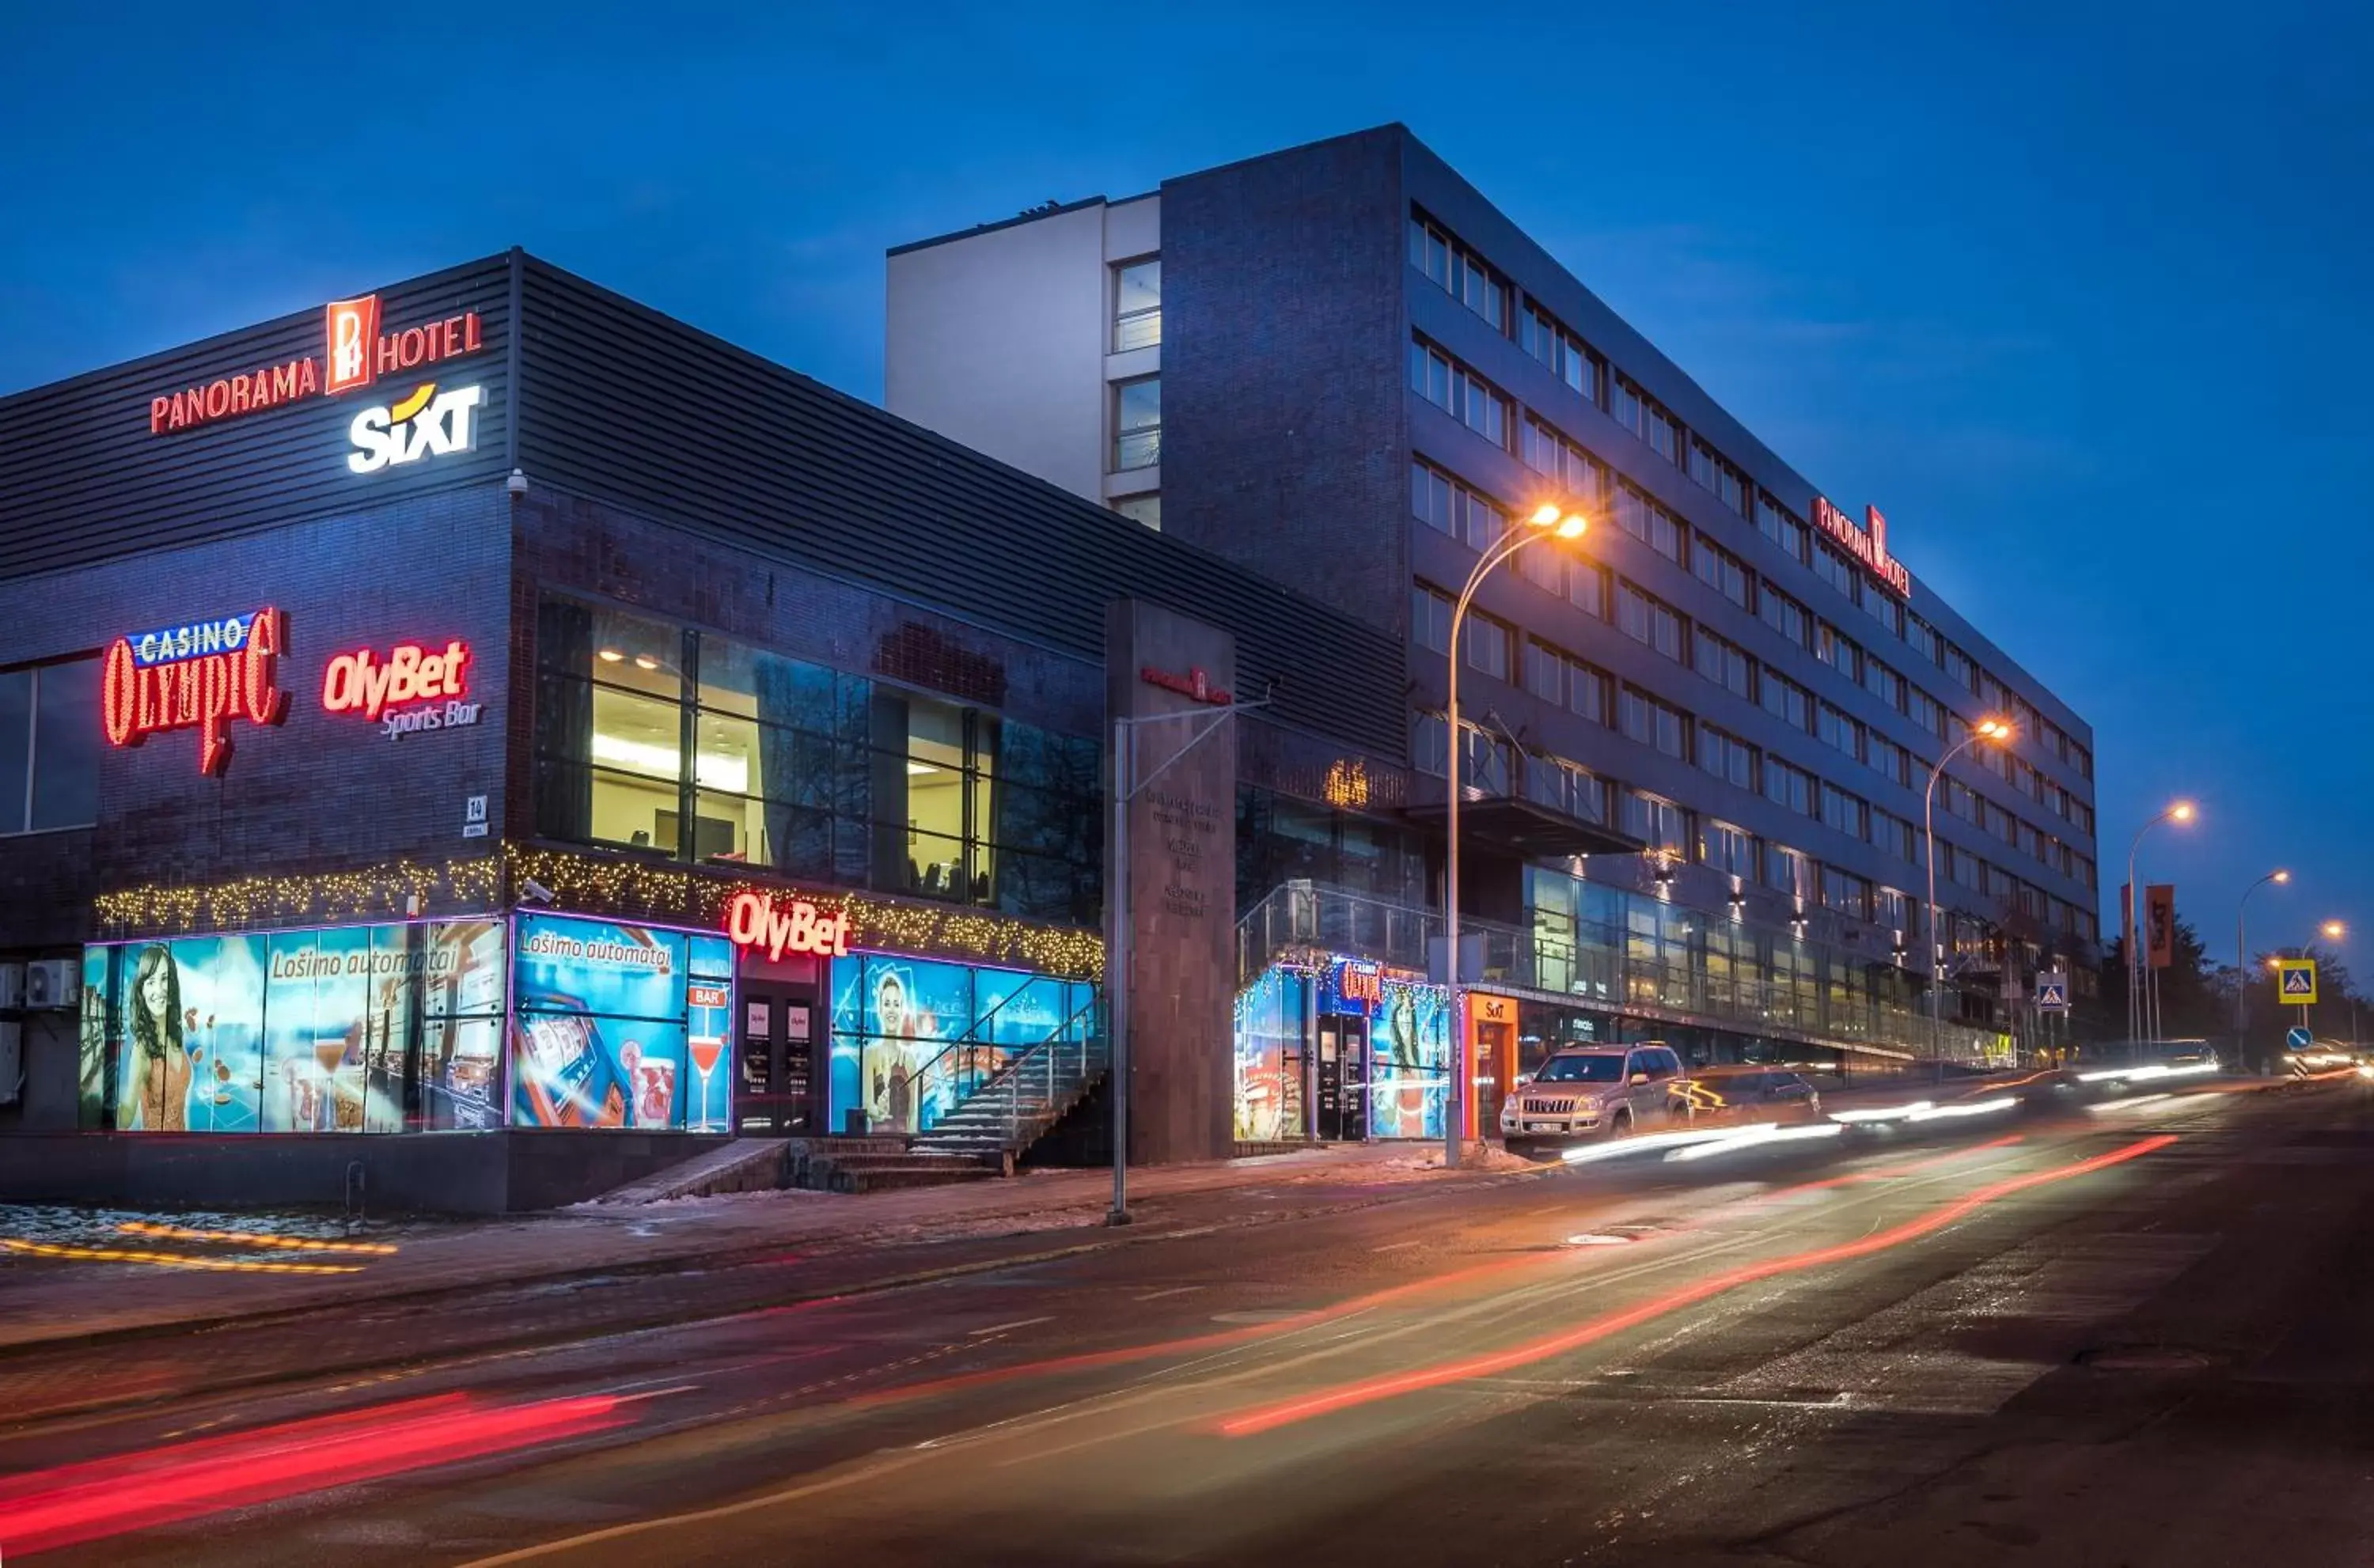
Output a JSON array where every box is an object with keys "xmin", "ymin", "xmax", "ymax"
[{"xmin": 533, "ymin": 596, "xmax": 1100, "ymax": 923}]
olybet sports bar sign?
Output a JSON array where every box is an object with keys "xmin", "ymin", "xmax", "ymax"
[
  {"xmin": 103, "ymin": 609, "xmax": 290, "ymax": 775},
  {"xmin": 145, "ymin": 290, "xmax": 487, "ymax": 475}
]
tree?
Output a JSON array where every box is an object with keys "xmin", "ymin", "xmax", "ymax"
[{"xmin": 2095, "ymin": 915, "xmax": 2225, "ymax": 1042}]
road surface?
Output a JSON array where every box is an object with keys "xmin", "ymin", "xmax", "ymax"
[{"xmin": 5, "ymin": 1078, "xmax": 2369, "ymax": 1566}]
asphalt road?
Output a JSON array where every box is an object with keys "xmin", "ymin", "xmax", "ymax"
[{"xmin": 6, "ymin": 1078, "xmax": 2370, "ymax": 1566}]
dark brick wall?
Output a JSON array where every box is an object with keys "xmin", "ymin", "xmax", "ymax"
[
  {"xmin": 0, "ymin": 484, "xmax": 514, "ymax": 949},
  {"xmin": 1160, "ymin": 126, "xmax": 1412, "ymax": 632}
]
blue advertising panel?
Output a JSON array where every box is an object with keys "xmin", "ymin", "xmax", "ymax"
[
  {"xmin": 511, "ymin": 915, "xmax": 690, "ymax": 1130},
  {"xmin": 1369, "ymin": 979, "xmax": 1450, "ymax": 1141},
  {"xmin": 262, "ymin": 925, "xmax": 374, "ymax": 1133}
]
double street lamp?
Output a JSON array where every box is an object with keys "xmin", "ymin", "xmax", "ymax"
[
  {"xmin": 2125, "ymin": 801, "xmax": 2197, "ymax": 1043},
  {"xmin": 2266, "ymin": 921, "xmax": 2347, "ymax": 1047},
  {"xmin": 1921, "ymin": 716, "xmax": 2013, "ymax": 1077},
  {"xmin": 2235, "ymin": 869, "xmax": 2290, "ymax": 1071},
  {"xmin": 1443, "ymin": 502, "xmax": 1588, "ymax": 1171}
]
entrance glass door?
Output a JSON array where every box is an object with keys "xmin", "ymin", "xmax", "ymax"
[{"xmin": 734, "ymin": 986, "xmax": 817, "ymax": 1133}]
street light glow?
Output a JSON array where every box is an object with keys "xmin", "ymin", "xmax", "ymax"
[
  {"xmin": 1553, "ymin": 512, "xmax": 1587, "ymax": 539},
  {"xmin": 1527, "ymin": 502, "xmax": 1562, "ymax": 528},
  {"xmin": 1975, "ymin": 717, "xmax": 2013, "ymax": 740},
  {"xmin": 2169, "ymin": 801, "xmax": 2196, "ymax": 823},
  {"xmin": 2274, "ymin": 869, "xmax": 2292, "ymax": 884},
  {"xmin": 2323, "ymin": 920, "xmax": 2346, "ymax": 941}
]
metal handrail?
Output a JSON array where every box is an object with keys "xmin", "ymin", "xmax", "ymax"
[{"xmin": 904, "ymin": 977, "xmax": 1087, "ymax": 1132}]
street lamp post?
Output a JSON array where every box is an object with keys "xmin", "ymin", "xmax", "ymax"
[
  {"xmin": 1921, "ymin": 718, "xmax": 2013, "ymax": 1079},
  {"xmin": 2124, "ymin": 801, "xmax": 2197, "ymax": 1045},
  {"xmin": 2235, "ymin": 869, "xmax": 2289, "ymax": 1074},
  {"xmin": 1443, "ymin": 502, "xmax": 1587, "ymax": 1171}
]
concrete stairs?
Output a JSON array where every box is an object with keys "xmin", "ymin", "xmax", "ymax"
[{"xmin": 788, "ymin": 1136, "xmax": 1003, "ymax": 1195}]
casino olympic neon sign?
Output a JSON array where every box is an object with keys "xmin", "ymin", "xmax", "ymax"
[{"xmin": 101, "ymin": 609, "xmax": 290, "ymax": 775}]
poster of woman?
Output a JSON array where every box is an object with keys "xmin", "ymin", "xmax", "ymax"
[{"xmin": 113, "ymin": 935, "xmax": 266, "ymax": 1131}]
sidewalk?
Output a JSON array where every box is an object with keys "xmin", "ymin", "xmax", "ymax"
[{"xmin": 0, "ymin": 1140, "xmax": 1531, "ymax": 1355}]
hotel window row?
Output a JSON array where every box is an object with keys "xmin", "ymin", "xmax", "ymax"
[
  {"xmin": 1406, "ymin": 209, "xmax": 2096, "ymax": 793},
  {"xmin": 1419, "ymin": 559, "xmax": 2102, "ymax": 894},
  {"xmin": 1413, "ymin": 699, "xmax": 2102, "ymax": 944},
  {"xmin": 1409, "ymin": 452, "xmax": 2097, "ymax": 852}
]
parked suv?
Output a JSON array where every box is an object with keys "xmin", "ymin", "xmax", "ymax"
[{"xmin": 1500, "ymin": 1044, "xmax": 1686, "ymax": 1157}]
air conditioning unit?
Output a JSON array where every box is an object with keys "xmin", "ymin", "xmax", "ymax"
[
  {"xmin": 0, "ymin": 963, "xmax": 22, "ymax": 1009},
  {"xmin": 24, "ymin": 959, "xmax": 78, "ymax": 1010},
  {"xmin": 0, "ymin": 1021, "xmax": 19, "ymax": 1104}
]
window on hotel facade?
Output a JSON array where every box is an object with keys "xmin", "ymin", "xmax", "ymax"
[
  {"xmin": 1410, "ymin": 460, "xmax": 1506, "ymax": 551},
  {"xmin": 1762, "ymin": 669, "xmax": 1813, "ymax": 733},
  {"xmin": 1527, "ymin": 752, "xmax": 1607, "ymax": 824},
  {"xmin": 1523, "ymin": 639, "xmax": 1563, "ymax": 704},
  {"xmin": 0, "ymin": 656, "xmax": 100, "ymax": 833},
  {"xmin": 1863, "ymin": 656, "xmax": 1905, "ymax": 712},
  {"xmin": 1813, "ymin": 540, "xmax": 1860, "ymax": 600},
  {"xmin": 1691, "ymin": 626, "xmax": 1754, "ymax": 702},
  {"xmin": 1687, "ymin": 440, "xmax": 1746, "ymax": 515},
  {"xmin": 1905, "ymin": 614, "xmax": 1942, "ymax": 667},
  {"xmin": 1522, "ymin": 419, "xmax": 1606, "ymax": 503},
  {"xmin": 1619, "ymin": 687, "xmax": 1689, "ymax": 759},
  {"xmin": 1944, "ymin": 643, "xmax": 1979, "ymax": 694},
  {"xmin": 1113, "ymin": 375, "xmax": 1161, "ymax": 471},
  {"xmin": 1568, "ymin": 560, "xmax": 1609, "ymax": 620},
  {"xmin": 1757, "ymin": 494, "xmax": 1811, "ymax": 564},
  {"xmin": 1412, "ymin": 710, "xmax": 1450, "ymax": 776},
  {"xmin": 1822, "ymin": 866, "xmax": 1872, "ymax": 920},
  {"xmin": 1760, "ymin": 581, "xmax": 1809, "ymax": 648},
  {"xmin": 1410, "ymin": 213, "xmax": 1507, "ymax": 331},
  {"xmin": 531, "ymin": 597, "xmax": 1097, "ymax": 920},
  {"xmin": 1617, "ymin": 582, "xmax": 1684, "ymax": 661},
  {"xmin": 1411, "ymin": 581, "xmax": 1455, "ymax": 654},
  {"xmin": 1516, "ymin": 536, "xmax": 1566, "ymax": 595},
  {"xmin": 1697, "ymin": 722, "xmax": 1755, "ymax": 790},
  {"xmin": 1693, "ymin": 534, "xmax": 1750, "ymax": 608},
  {"xmin": 1465, "ymin": 612, "xmax": 1513, "ymax": 681},
  {"xmin": 1410, "ymin": 339, "xmax": 1509, "ymax": 448},
  {"xmin": 1818, "ymin": 703, "xmax": 1864, "ymax": 763},
  {"xmin": 1566, "ymin": 654, "xmax": 1610, "ymax": 724},
  {"xmin": 1112, "ymin": 257, "xmax": 1161, "ymax": 351},
  {"xmin": 1860, "ymin": 588, "xmax": 1904, "ymax": 638},
  {"xmin": 1700, "ymin": 819, "xmax": 1754, "ymax": 878},
  {"xmin": 1622, "ymin": 790, "xmax": 1688, "ymax": 856},
  {"xmin": 1909, "ymin": 687, "xmax": 1947, "ymax": 738},
  {"xmin": 1614, "ymin": 485, "xmax": 1686, "ymax": 566},
  {"xmin": 1872, "ymin": 809, "xmax": 1917, "ymax": 863},
  {"xmin": 1462, "ymin": 724, "xmax": 1517, "ymax": 797},
  {"xmin": 1765, "ymin": 756, "xmax": 1815, "ymax": 816},
  {"xmin": 1820, "ymin": 782, "xmax": 1867, "ymax": 840},
  {"xmin": 1763, "ymin": 841, "xmax": 1811, "ymax": 900},
  {"xmin": 1814, "ymin": 623, "xmax": 1860, "ymax": 683},
  {"xmin": 1868, "ymin": 733, "xmax": 1909, "ymax": 788},
  {"xmin": 1519, "ymin": 301, "xmax": 1602, "ymax": 404}
]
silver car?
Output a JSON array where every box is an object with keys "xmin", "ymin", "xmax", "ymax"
[{"xmin": 1500, "ymin": 1044, "xmax": 1686, "ymax": 1157}]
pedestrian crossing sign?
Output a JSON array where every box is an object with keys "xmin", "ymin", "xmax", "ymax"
[
  {"xmin": 2277, "ymin": 958, "xmax": 2319, "ymax": 1005},
  {"xmin": 2036, "ymin": 973, "xmax": 2069, "ymax": 1011}
]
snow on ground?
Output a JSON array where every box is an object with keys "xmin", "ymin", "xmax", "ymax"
[{"xmin": 0, "ymin": 1203, "xmax": 453, "ymax": 1248}]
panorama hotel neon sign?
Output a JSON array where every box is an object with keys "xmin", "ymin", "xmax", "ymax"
[
  {"xmin": 1809, "ymin": 496, "xmax": 1911, "ymax": 598},
  {"xmin": 146, "ymin": 292, "xmax": 486, "ymax": 437}
]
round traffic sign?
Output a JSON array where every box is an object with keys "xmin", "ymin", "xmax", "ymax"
[{"xmin": 2287, "ymin": 1025, "xmax": 2314, "ymax": 1050}]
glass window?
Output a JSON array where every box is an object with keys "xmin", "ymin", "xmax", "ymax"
[
  {"xmin": 1757, "ymin": 494, "xmax": 1811, "ymax": 563},
  {"xmin": 1410, "ymin": 339, "xmax": 1508, "ymax": 447},
  {"xmin": 1568, "ymin": 562, "xmax": 1608, "ymax": 620},
  {"xmin": 1761, "ymin": 583, "xmax": 1808, "ymax": 647},
  {"xmin": 1692, "ymin": 627, "xmax": 1753, "ymax": 702},
  {"xmin": 1821, "ymin": 782, "xmax": 1867, "ymax": 839},
  {"xmin": 1621, "ymin": 790, "xmax": 1686, "ymax": 854},
  {"xmin": 1693, "ymin": 536, "xmax": 1750, "ymax": 608},
  {"xmin": 1410, "ymin": 214, "xmax": 1506, "ymax": 330},
  {"xmin": 1113, "ymin": 257, "xmax": 1161, "ymax": 351},
  {"xmin": 25, "ymin": 659, "xmax": 97, "ymax": 830},
  {"xmin": 1464, "ymin": 614, "xmax": 1511, "ymax": 680},
  {"xmin": 0, "ymin": 668, "xmax": 28, "ymax": 831},
  {"xmin": 1567, "ymin": 657, "xmax": 1608, "ymax": 724},
  {"xmin": 1113, "ymin": 375, "xmax": 1161, "ymax": 472},
  {"xmin": 1763, "ymin": 842, "xmax": 1811, "ymax": 899},
  {"xmin": 1412, "ymin": 710, "xmax": 1449, "ymax": 776},
  {"xmin": 1411, "ymin": 581, "xmax": 1454, "ymax": 653},
  {"xmin": 1701, "ymin": 820, "xmax": 1754, "ymax": 877},
  {"xmin": 1523, "ymin": 640, "xmax": 1563, "ymax": 703},
  {"xmin": 1697, "ymin": 722, "xmax": 1755, "ymax": 790},
  {"xmin": 1111, "ymin": 492, "xmax": 1162, "ymax": 531},
  {"xmin": 1765, "ymin": 758, "xmax": 1814, "ymax": 816},
  {"xmin": 1617, "ymin": 583, "xmax": 1683, "ymax": 661},
  {"xmin": 1762, "ymin": 671, "xmax": 1812, "ymax": 733},
  {"xmin": 1619, "ymin": 687, "xmax": 1687, "ymax": 759}
]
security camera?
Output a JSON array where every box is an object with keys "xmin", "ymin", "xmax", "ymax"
[
  {"xmin": 506, "ymin": 468, "xmax": 529, "ymax": 498},
  {"xmin": 520, "ymin": 878, "xmax": 556, "ymax": 907}
]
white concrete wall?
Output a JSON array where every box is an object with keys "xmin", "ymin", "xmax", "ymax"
[{"xmin": 886, "ymin": 203, "xmax": 1115, "ymax": 503}]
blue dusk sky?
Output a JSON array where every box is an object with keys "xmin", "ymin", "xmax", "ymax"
[{"xmin": 4, "ymin": 1, "xmax": 2368, "ymax": 966}]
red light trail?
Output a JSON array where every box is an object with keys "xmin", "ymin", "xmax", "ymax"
[{"xmin": 1219, "ymin": 1134, "xmax": 2179, "ymax": 1437}]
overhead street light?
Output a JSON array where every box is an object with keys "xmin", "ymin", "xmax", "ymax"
[
  {"xmin": 1921, "ymin": 715, "xmax": 2014, "ymax": 1080},
  {"xmin": 2236, "ymin": 869, "xmax": 2289, "ymax": 1074},
  {"xmin": 1442, "ymin": 501, "xmax": 1589, "ymax": 1170}
]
